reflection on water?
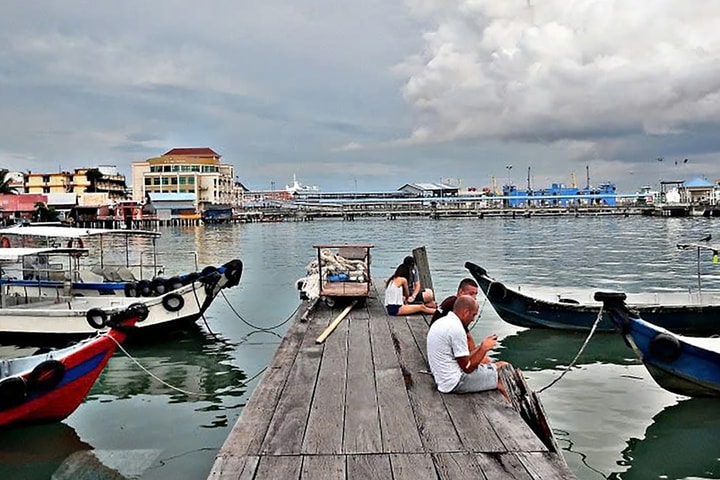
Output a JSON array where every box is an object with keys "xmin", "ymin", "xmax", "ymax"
[
  {"xmin": 0, "ymin": 423, "xmax": 91, "ymax": 480},
  {"xmin": 91, "ymin": 326, "xmax": 248, "ymax": 404},
  {"xmin": 497, "ymin": 328, "xmax": 639, "ymax": 371},
  {"xmin": 610, "ymin": 398, "xmax": 720, "ymax": 479}
]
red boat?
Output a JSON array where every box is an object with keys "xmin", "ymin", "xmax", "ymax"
[{"xmin": 0, "ymin": 303, "xmax": 148, "ymax": 428}]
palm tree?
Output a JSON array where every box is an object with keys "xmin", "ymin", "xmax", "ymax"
[
  {"xmin": 0, "ymin": 169, "xmax": 18, "ymax": 194},
  {"xmin": 33, "ymin": 202, "xmax": 59, "ymax": 222}
]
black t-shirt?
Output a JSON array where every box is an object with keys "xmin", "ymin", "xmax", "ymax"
[{"xmin": 431, "ymin": 295, "xmax": 457, "ymax": 323}]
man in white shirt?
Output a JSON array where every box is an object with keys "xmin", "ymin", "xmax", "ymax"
[{"xmin": 426, "ymin": 295, "xmax": 508, "ymax": 394}]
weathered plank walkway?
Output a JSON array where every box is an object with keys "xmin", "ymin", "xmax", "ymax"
[{"xmin": 208, "ymin": 290, "xmax": 575, "ymax": 479}]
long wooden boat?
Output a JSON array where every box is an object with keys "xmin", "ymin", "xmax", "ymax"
[
  {"xmin": 595, "ymin": 291, "xmax": 720, "ymax": 397},
  {"xmin": 466, "ymin": 261, "xmax": 720, "ymax": 334},
  {"xmin": 0, "ymin": 258, "xmax": 242, "ymax": 342},
  {"xmin": 0, "ymin": 304, "xmax": 143, "ymax": 427}
]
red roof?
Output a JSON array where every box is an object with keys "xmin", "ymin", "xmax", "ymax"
[{"xmin": 163, "ymin": 148, "xmax": 220, "ymax": 157}]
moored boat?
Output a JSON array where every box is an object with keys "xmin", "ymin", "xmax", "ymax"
[
  {"xmin": 595, "ymin": 291, "xmax": 720, "ymax": 397},
  {"xmin": 0, "ymin": 258, "xmax": 243, "ymax": 342},
  {"xmin": 466, "ymin": 261, "xmax": 720, "ymax": 334},
  {"xmin": 0, "ymin": 304, "xmax": 145, "ymax": 428}
]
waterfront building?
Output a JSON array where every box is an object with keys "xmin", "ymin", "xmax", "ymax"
[
  {"xmin": 131, "ymin": 148, "xmax": 237, "ymax": 212},
  {"xmin": 11, "ymin": 166, "xmax": 127, "ymax": 199},
  {"xmin": 501, "ymin": 182, "xmax": 618, "ymax": 207}
]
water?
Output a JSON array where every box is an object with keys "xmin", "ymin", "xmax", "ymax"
[{"xmin": 3, "ymin": 216, "xmax": 720, "ymax": 479}]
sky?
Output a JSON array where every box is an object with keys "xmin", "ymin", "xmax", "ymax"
[{"xmin": 2, "ymin": 0, "xmax": 720, "ymax": 194}]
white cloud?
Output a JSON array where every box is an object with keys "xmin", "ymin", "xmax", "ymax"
[{"xmin": 399, "ymin": 0, "xmax": 720, "ymax": 144}]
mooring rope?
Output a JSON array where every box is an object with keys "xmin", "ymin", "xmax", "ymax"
[
  {"xmin": 221, "ymin": 290, "xmax": 300, "ymax": 331},
  {"xmin": 537, "ymin": 305, "xmax": 604, "ymax": 394},
  {"xmin": 107, "ymin": 335, "xmax": 269, "ymax": 396}
]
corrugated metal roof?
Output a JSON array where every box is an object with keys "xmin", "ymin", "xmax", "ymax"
[
  {"xmin": 163, "ymin": 147, "xmax": 219, "ymax": 157},
  {"xmin": 685, "ymin": 177, "xmax": 715, "ymax": 188}
]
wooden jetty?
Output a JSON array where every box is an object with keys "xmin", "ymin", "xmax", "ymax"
[{"xmin": 208, "ymin": 291, "xmax": 574, "ymax": 478}]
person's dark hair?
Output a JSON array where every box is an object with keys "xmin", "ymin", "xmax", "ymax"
[
  {"xmin": 457, "ymin": 278, "xmax": 478, "ymax": 291},
  {"xmin": 387, "ymin": 264, "xmax": 411, "ymax": 287},
  {"xmin": 403, "ymin": 255, "xmax": 415, "ymax": 267}
]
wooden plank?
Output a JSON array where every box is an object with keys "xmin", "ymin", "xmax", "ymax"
[
  {"xmin": 347, "ymin": 454, "xmax": 392, "ymax": 479},
  {"xmin": 412, "ymin": 246, "xmax": 433, "ymax": 292},
  {"xmin": 390, "ymin": 453, "xmax": 437, "ymax": 480},
  {"xmin": 206, "ymin": 455, "xmax": 259, "ymax": 480},
  {"xmin": 211, "ymin": 305, "xmax": 310, "ymax": 460},
  {"xmin": 343, "ymin": 314, "xmax": 382, "ymax": 453},
  {"xmin": 387, "ymin": 317, "xmax": 462, "ymax": 452},
  {"xmin": 368, "ymin": 300, "xmax": 424, "ymax": 453},
  {"xmin": 302, "ymin": 307, "xmax": 348, "ymax": 454},
  {"xmin": 475, "ymin": 453, "xmax": 533, "ymax": 480},
  {"xmin": 515, "ymin": 452, "xmax": 576, "ymax": 480},
  {"xmin": 472, "ymin": 393, "xmax": 548, "ymax": 452},
  {"xmin": 441, "ymin": 393, "xmax": 506, "ymax": 453},
  {"xmin": 433, "ymin": 452, "xmax": 485, "ymax": 480},
  {"xmin": 300, "ymin": 455, "xmax": 345, "ymax": 479},
  {"xmin": 259, "ymin": 313, "xmax": 329, "ymax": 455},
  {"xmin": 254, "ymin": 455, "xmax": 303, "ymax": 480}
]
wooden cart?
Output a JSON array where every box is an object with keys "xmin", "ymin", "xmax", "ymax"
[{"xmin": 313, "ymin": 244, "xmax": 373, "ymax": 307}]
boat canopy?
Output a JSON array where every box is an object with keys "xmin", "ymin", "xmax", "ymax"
[
  {"xmin": 0, "ymin": 247, "xmax": 88, "ymax": 262},
  {"xmin": 0, "ymin": 225, "xmax": 161, "ymax": 238}
]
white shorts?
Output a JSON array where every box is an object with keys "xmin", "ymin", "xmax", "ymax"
[{"xmin": 451, "ymin": 364, "xmax": 498, "ymax": 393}]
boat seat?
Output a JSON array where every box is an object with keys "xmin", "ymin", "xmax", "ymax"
[
  {"xmin": 79, "ymin": 269, "xmax": 105, "ymax": 283},
  {"xmin": 115, "ymin": 267, "xmax": 137, "ymax": 282}
]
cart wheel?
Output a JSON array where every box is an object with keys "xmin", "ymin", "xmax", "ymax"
[
  {"xmin": 324, "ymin": 297, "xmax": 336, "ymax": 308},
  {"xmin": 354, "ymin": 297, "xmax": 367, "ymax": 307}
]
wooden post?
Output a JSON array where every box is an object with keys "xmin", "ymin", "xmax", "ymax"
[
  {"xmin": 315, "ymin": 300, "xmax": 357, "ymax": 344},
  {"xmin": 412, "ymin": 246, "xmax": 433, "ymax": 293}
]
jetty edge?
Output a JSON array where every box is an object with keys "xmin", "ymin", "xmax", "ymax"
[{"xmin": 207, "ymin": 288, "xmax": 574, "ymax": 478}]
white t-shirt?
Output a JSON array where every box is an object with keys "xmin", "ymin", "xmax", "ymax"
[
  {"xmin": 384, "ymin": 279, "xmax": 404, "ymax": 306},
  {"xmin": 426, "ymin": 311, "xmax": 469, "ymax": 393}
]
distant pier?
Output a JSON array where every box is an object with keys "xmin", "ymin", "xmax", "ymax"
[{"xmin": 208, "ymin": 288, "xmax": 575, "ymax": 479}]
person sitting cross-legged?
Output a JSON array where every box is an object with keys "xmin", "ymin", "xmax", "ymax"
[{"xmin": 384, "ymin": 264, "xmax": 436, "ymax": 316}]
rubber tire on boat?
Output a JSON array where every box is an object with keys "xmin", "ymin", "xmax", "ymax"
[
  {"xmin": 223, "ymin": 260, "xmax": 243, "ymax": 287},
  {"xmin": 486, "ymin": 282, "xmax": 508, "ymax": 303},
  {"xmin": 201, "ymin": 265, "xmax": 217, "ymax": 277},
  {"xmin": 649, "ymin": 333, "xmax": 681, "ymax": 363},
  {"xmin": 182, "ymin": 272, "xmax": 200, "ymax": 285},
  {"xmin": 0, "ymin": 377, "xmax": 27, "ymax": 410},
  {"xmin": 137, "ymin": 280, "xmax": 153, "ymax": 297},
  {"xmin": 150, "ymin": 277, "xmax": 168, "ymax": 295},
  {"xmin": 124, "ymin": 282, "xmax": 138, "ymax": 298},
  {"xmin": 162, "ymin": 292, "xmax": 185, "ymax": 312},
  {"xmin": 167, "ymin": 276, "xmax": 184, "ymax": 291},
  {"xmin": 86, "ymin": 308, "xmax": 108, "ymax": 329},
  {"xmin": 128, "ymin": 302, "xmax": 150, "ymax": 322},
  {"xmin": 26, "ymin": 360, "xmax": 65, "ymax": 393}
]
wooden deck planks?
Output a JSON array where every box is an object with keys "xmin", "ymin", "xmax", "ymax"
[
  {"xmin": 302, "ymin": 308, "xmax": 348, "ymax": 455},
  {"xmin": 208, "ymin": 288, "xmax": 575, "ymax": 480}
]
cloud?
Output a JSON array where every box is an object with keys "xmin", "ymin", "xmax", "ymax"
[{"xmin": 398, "ymin": 1, "xmax": 720, "ymax": 146}]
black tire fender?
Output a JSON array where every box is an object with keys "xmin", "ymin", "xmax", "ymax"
[
  {"xmin": 486, "ymin": 282, "xmax": 508, "ymax": 303},
  {"xmin": 167, "ymin": 276, "xmax": 183, "ymax": 291},
  {"xmin": 27, "ymin": 360, "xmax": 65, "ymax": 393},
  {"xmin": 150, "ymin": 277, "xmax": 168, "ymax": 295},
  {"xmin": 162, "ymin": 292, "xmax": 185, "ymax": 312},
  {"xmin": 0, "ymin": 377, "xmax": 27, "ymax": 410},
  {"xmin": 223, "ymin": 260, "xmax": 243, "ymax": 287},
  {"xmin": 649, "ymin": 332, "xmax": 681, "ymax": 362},
  {"xmin": 201, "ymin": 266, "xmax": 217, "ymax": 277},
  {"xmin": 124, "ymin": 282, "xmax": 138, "ymax": 298},
  {"xmin": 86, "ymin": 308, "xmax": 108, "ymax": 329},
  {"xmin": 137, "ymin": 280, "xmax": 153, "ymax": 297},
  {"xmin": 128, "ymin": 302, "xmax": 150, "ymax": 322}
]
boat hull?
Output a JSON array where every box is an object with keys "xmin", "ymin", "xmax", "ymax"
[
  {"xmin": 0, "ymin": 324, "xmax": 130, "ymax": 427},
  {"xmin": 466, "ymin": 262, "xmax": 720, "ymax": 334},
  {"xmin": 600, "ymin": 300, "xmax": 720, "ymax": 397},
  {"xmin": 0, "ymin": 259, "xmax": 242, "ymax": 341}
]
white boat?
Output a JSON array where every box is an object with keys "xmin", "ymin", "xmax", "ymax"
[
  {"xmin": 0, "ymin": 224, "xmax": 203, "ymax": 298},
  {"xmin": 0, "ymin": 251, "xmax": 243, "ymax": 341}
]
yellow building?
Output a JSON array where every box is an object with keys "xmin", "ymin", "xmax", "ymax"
[
  {"xmin": 17, "ymin": 166, "xmax": 127, "ymax": 199},
  {"xmin": 131, "ymin": 148, "xmax": 236, "ymax": 207}
]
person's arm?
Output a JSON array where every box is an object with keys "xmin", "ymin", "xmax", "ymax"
[{"xmin": 456, "ymin": 334, "xmax": 498, "ymax": 373}]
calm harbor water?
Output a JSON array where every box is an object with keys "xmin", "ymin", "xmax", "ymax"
[{"xmin": 2, "ymin": 216, "xmax": 720, "ymax": 479}]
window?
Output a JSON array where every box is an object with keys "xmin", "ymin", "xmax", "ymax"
[
  {"xmin": 153, "ymin": 178, "xmax": 160, "ymax": 186},
  {"xmin": 145, "ymin": 178, "xmax": 152, "ymax": 185},
  {"xmin": 43, "ymin": 187, "xmax": 50, "ymax": 193},
  {"xmin": 42, "ymin": 175, "xmax": 50, "ymax": 183}
]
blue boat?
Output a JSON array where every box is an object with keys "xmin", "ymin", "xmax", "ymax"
[
  {"xmin": 595, "ymin": 291, "xmax": 720, "ymax": 397},
  {"xmin": 465, "ymin": 260, "xmax": 720, "ymax": 334}
]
